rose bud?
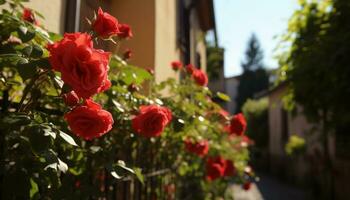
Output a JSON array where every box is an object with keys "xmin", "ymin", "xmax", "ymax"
[
  {"xmin": 117, "ymin": 23, "xmax": 133, "ymax": 39},
  {"xmin": 7, "ymin": 36, "xmax": 22, "ymax": 45},
  {"xmin": 171, "ymin": 61, "xmax": 183, "ymax": 71},
  {"xmin": 128, "ymin": 83, "xmax": 139, "ymax": 92},
  {"xmin": 229, "ymin": 113, "xmax": 247, "ymax": 136},
  {"xmin": 62, "ymin": 91, "xmax": 80, "ymax": 107},
  {"xmin": 64, "ymin": 99, "xmax": 114, "ymax": 140},
  {"xmin": 192, "ymin": 69, "xmax": 208, "ymax": 86},
  {"xmin": 242, "ymin": 182, "xmax": 252, "ymax": 191},
  {"xmin": 22, "ymin": 8, "xmax": 39, "ymax": 25},
  {"xmin": 92, "ymin": 7, "xmax": 120, "ymax": 38},
  {"xmin": 123, "ymin": 48, "xmax": 132, "ymax": 60},
  {"xmin": 132, "ymin": 105, "xmax": 172, "ymax": 137},
  {"xmin": 146, "ymin": 67, "xmax": 154, "ymax": 75}
]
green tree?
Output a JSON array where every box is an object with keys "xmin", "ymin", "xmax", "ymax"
[
  {"xmin": 236, "ymin": 34, "xmax": 269, "ymax": 112},
  {"xmin": 278, "ymin": 0, "xmax": 350, "ymax": 199}
]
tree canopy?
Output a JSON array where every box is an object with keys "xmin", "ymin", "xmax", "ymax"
[
  {"xmin": 278, "ymin": 0, "xmax": 350, "ymax": 133},
  {"xmin": 236, "ymin": 34, "xmax": 269, "ymax": 112}
]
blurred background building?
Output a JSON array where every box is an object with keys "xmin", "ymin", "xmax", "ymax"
[{"xmin": 22, "ymin": 0, "xmax": 217, "ymax": 83}]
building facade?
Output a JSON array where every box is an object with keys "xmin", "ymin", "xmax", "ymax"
[{"xmin": 16, "ymin": 0, "xmax": 216, "ymax": 83}]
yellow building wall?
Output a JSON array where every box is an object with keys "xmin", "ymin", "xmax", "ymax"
[
  {"xmin": 154, "ymin": 0, "xmax": 180, "ymax": 82},
  {"xmin": 24, "ymin": 0, "xmax": 66, "ymax": 34},
  {"xmin": 1, "ymin": 0, "xmax": 66, "ymax": 34},
  {"xmin": 110, "ymin": 0, "xmax": 155, "ymax": 73}
]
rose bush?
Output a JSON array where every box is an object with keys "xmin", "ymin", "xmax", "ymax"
[{"xmin": 0, "ymin": 0, "xmax": 253, "ymax": 199}]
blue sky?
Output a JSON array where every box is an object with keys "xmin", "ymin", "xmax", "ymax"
[{"xmin": 213, "ymin": 0, "xmax": 299, "ymax": 77}]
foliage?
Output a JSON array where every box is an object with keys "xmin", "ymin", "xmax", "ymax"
[
  {"xmin": 242, "ymin": 98, "xmax": 269, "ymax": 148},
  {"xmin": 236, "ymin": 34, "xmax": 269, "ymax": 112},
  {"xmin": 285, "ymin": 135, "xmax": 306, "ymax": 156},
  {"xmin": 277, "ymin": 0, "xmax": 350, "ymax": 132},
  {"xmin": 206, "ymin": 45, "xmax": 224, "ymax": 80},
  {"xmin": 0, "ymin": 0, "xmax": 251, "ymax": 199}
]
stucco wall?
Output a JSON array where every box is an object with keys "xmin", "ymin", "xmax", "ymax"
[
  {"xmin": 224, "ymin": 77, "xmax": 240, "ymax": 113},
  {"xmin": 24, "ymin": 0, "xmax": 66, "ymax": 33},
  {"xmin": 154, "ymin": 0, "xmax": 180, "ymax": 83},
  {"xmin": 110, "ymin": 0, "xmax": 155, "ymax": 72},
  {"xmin": 268, "ymin": 86, "xmax": 285, "ymax": 157}
]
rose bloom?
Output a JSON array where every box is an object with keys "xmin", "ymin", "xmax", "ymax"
[
  {"xmin": 64, "ymin": 99, "xmax": 113, "ymax": 140},
  {"xmin": 117, "ymin": 24, "xmax": 133, "ymax": 38},
  {"xmin": 47, "ymin": 32, "xmax": 111, "ymax": 99},
  {"xmin": 62, "ymin": 91, "xmax": 80, "ymax": 107},
  {"xmin": 171, "ymin": 61, "xmax": 183, "ymax": 71},
  {"xmin": 206, "ymin": 156, "xmax": 226, "ymax": 181},
  {"xmin": 132, "ymin": 105, "xmax": 172, "ymax": 137},
  {"xmin": 223, "ymin": 160, "xmax": 236, "ymax": 177},
  {"xmin": 22, "ymin": 8, "xmax": 39, "ymax": 25},
  {"xmin": 184, "ymin": 139, "xmax": 209, "ymax": 157},
  {"xmin": 229, "ymin": 113, "xmax": 247, "ymax": 136},
  {"xmin": 186, "ymin": 64, "xmax": 195, "ymax": 74},
  {"xmin": 93, "ymin": 7, "xmax": 120, "ymax": 38},
  {"xmin": 192, "ymin": 69, "xmax": 208, "ymax": 86}
]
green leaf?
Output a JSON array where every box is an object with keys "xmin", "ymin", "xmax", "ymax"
[
  {"xmin": 17, "ymin": 59, "xmax": 37, "ymax": 80},
  {"xmin": 21, "ymin": 46, "xmax": 33, "ymax": 57},
  {"xmin": 58, "ymin": 130, "xmax": 78, "ymax": 146},
  {"xmin": 121, "ymin": 65, "xmax": 152, "ymax": 85},
  {"xmin": 216, "ymin": 92, "xmax": 231, "ymax": 102},
  {"xmin": 57, "ymin": 158, "xmax": 68, "ymax": 173},
  {"xmin": 31, "ymin": 45, "xmax": 43, "ymax": 58},
  {"xmin": 17, "ymin": 26, "xmax": 35, "ymax": 43},
  {"xmin": 30, "ymin": 178, "xmax": 39, "ymax": 198},
  {"xmin": 133, "ymin": 168, "xmax": 144, "ymax": 184}
]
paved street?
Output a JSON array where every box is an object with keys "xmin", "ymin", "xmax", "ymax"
[{"xmin": 230, "ymin": 173, "xmax": 307, "ymax": 200}]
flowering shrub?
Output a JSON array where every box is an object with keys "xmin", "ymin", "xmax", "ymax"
[{"xmin": 0, "ymin": 0, "xmax": 253, "ymax": 199}]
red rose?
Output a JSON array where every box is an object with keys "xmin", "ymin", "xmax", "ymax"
[
  {"xmin": 117, "ymin": 24, "xmax": 133, "ymax": 39},
  {"xmin": 93, "ymin": 7, "xmax": 120, "ymax": 38},
  {"xmin": 171, "ymin": 61, "xmax": 182, "ymax": 71},
  {"xmin": 186, "ymin": 64, "xmax": 195, "ymax": 74},
  {"xmin": 62, "ymin": 91, "xmax": 80, "ymax": 107},
  {"xmin": 64, "ymin": 99, "xmax": 114, "ymax": 140},
  {"xmin": 242, "ymin": 182, "xmax": 252, "ymax": 191},
  {"xmin": 206, "ymin": 156, "xmax": 226, "ymax": 181},
  {"xmin": 192, "ymin": 69, "xmax": 208, "ymax": 86},
  {"xmin": 229, "ymin": 113, "xmax": 247, "ymax": 136},
  {"xmin": 47, "ymin": 32, "xmax": 111, "ymax": 98},
  {"xmin": 132, "ymin": 105, "xmax": 172, "ymax": 137},
  {"xmin": 223, "ymin": 160, "xmax": 236, "ymax": 177},
  {"xmin": 22, "ymin": 8, "xmax": 39, "ymax": 25},
  {"xmin": 184, "ymin": 139, "xmax": 209, "ymax": 157}
]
